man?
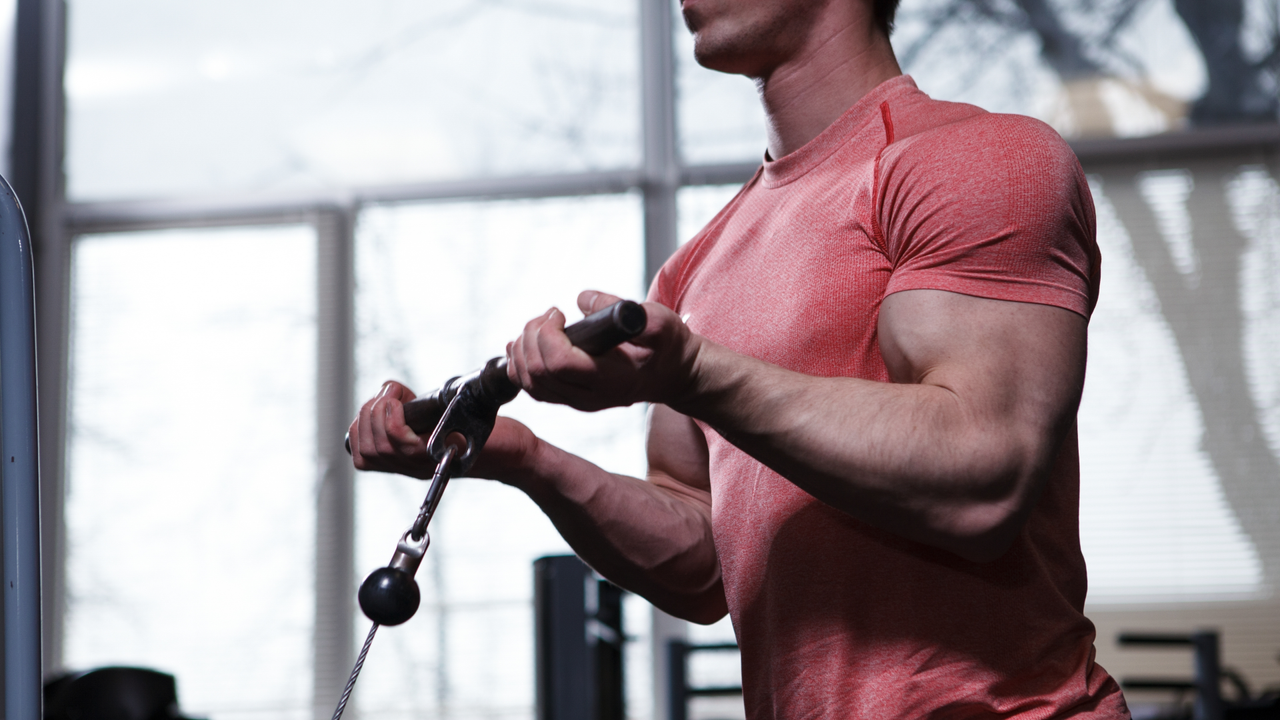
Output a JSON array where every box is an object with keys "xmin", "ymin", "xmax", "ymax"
[{"xmin": 350, "ymin": 0, "xmax": 1131, "ymax": 716}]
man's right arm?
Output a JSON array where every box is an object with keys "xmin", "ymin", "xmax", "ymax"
[
  {"xmin": 349, "ymin": 384, "xmax": 726, "ymax": 624},
  {"xmin": 514, "ymin": 403, "xmax": 725, "ymax": 623}
]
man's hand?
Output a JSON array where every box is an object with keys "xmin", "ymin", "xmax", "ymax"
[
  {"xmin": 346, "ymin": 372, "xmax": 727, "ymax": 624},
  {"xmin": 348, "ymin": 380, "xmax": 540, "ymax": 484},
  {"xmin": 506, "ymin": 290, "xmax": 703, "ymax": 411}
]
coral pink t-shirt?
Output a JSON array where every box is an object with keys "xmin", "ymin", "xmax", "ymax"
[{"xmin": 650, "ymin": 76, "xmax": 1128, "ymax": 719}]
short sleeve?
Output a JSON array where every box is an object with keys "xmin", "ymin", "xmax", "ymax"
[{"xmin": 877, "ymin": 114, "xmax": 1099, "ymax": 318}]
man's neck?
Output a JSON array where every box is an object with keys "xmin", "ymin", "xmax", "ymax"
[{"xmin": 755, "ymin": 16, "xmax": 902, "ymax": 159}]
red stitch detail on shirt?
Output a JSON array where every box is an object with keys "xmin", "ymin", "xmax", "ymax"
[{"xmin": 872, "ymin": 148, "xmax": 889, "ymax": 256}]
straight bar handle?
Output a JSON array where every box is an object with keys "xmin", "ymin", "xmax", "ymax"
[
  {"xmin": 398, "ymin": 299, "xmax": 646, "ymax": 436},
  {"xmin": 349, "ymin": 300, "xmax": 647, "ymax": 450}
]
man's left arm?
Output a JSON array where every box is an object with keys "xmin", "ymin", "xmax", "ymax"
[
  {"xmin": 508, "ymin": 287, "xmax": 1087, "ymax": 564},
  {"xmin": 677, "ymin": 288, "xmax": 1087, "ymax": 562}
]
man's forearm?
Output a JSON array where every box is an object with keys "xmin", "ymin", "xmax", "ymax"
[
  {"xmin": 669, "ymin": 329, "xmax": 1078, "ymax": 563},
  {"xmin": 512, "ymin": 438, "xmax": 727, "ymax": 623}
]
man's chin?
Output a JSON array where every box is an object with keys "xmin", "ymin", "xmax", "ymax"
[{"xmin": 691, "ymin": 37, "xmax": 760, "ymax": 76}]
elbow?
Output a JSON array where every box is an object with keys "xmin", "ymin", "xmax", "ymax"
[
  {"xmin": 652, "ymin": 579, "xmax": 730, "ymax": 625},
  {"xmin": 941, "ymin": 446, "xmax": 1049, "ymax": 563},
  {"xmin": 925, "ymin": 405, "xmax": 1070, "ymax": 563},
  {"xmin": 939, "ymin": 497, "xmax": 1029, "ymax": 563},
  {"xmin": 948, "ymin": 520, "xmax": 1022, "ymax": 563},
  {"xmin": 681, "ymin": 602, "xmax": 730, "ymax": 626}
]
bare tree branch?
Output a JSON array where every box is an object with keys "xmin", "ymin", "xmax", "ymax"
[{"xmin": 1101, "ymin": 165, "xmax": 1280, "ymax": 590}]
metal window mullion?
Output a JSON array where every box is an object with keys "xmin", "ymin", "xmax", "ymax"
[
  {"xmin": 35, "ymin": 0, "xmax": 68, "ymax": 677},
  {"xmin": 59, "ymin": 118, "xmax": 1280, "ymax": 239},
  {"xmin": 641, "ymin": 0, "xmax": 679, "ymax": 287},
  {"xmin": 639, "ymin": 3, "xmax": 689, "ymax": 720},
  {"xmin": 62, "ymin": 169, "xmax": 649, "ymax": 236},
  {"xmin": 313, "ymin": 205, "xmax": 357, "ymax": 720}
]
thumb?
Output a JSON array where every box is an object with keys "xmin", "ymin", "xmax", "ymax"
[
  {"xmin": 381, "ymin": 380, "xmax": 418, "ymax": 402},
  {"xmin": 577, "ymin": 289, "xmax": 622, "ymax": 316}
]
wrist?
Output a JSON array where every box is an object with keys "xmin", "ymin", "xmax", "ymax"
[
  {"xmin": 666, "ymin": 335, "xmax": 725, "ymax": 418},
  {"xmin": 660, "ymin": 327, "xmax": 709, "ymax": 407},
  {"xmin": 498, "ymin": 434, "xmax": 557, "ymax": 497},
  {"xmin": 504, "ymin": 437, "xmax": 613, "ymax": 514}
]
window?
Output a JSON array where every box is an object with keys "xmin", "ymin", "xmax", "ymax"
[
  {"xmin": 55, "ymin": 1, "xmax": 662, "ymax": 717},
  {"xmin": 64, "ymin": 0, "xmax": 639, "ymax": 199},
  {"xmin": 353, "ymin": 195, "xmax": 645, "ymax": 719},
  {"xmin": 65, "ymin": 226, "xmax": 317, "ymax": 717}
]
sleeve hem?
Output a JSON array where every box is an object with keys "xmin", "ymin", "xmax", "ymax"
[{"xmin": 884, "ymin": 275, "xmax": 1092, "ymax": 320}]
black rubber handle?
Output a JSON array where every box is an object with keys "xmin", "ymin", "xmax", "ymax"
[
  {"xmin": 347, "ymin": 300, "xmax": 647, "ymax": 452},
  {"xmin": 564, "ymin": 299, "xmax": 648, "ymax": 355}
]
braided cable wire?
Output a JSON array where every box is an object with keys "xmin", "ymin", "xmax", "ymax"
[{"xmin": 332, "ymin": 622, "xmax": 380, "ymax": 720}]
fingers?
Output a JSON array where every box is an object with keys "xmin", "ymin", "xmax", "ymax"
[
  {"xmin": 350, "ymin": 380, "xmax": 435, "ymax": 478},
  {"xmin": 519, "ymin": 308, "xmax": 577, "ymax": 402},
  {"xmin": 508, "ymin": 307, "xmax": 593, "ymax": 405},
  {"xmin": 348, "ymin": 416, "xmax": 363, "ymax": 463},
  {"xmin": 531, "ymin": 307, "xmax": 574, "ymax": 377},
  {"xmin": 353, "ymin": 382, "xmax": 390, "ymax": 463},
  {"xmin": 577, "ymin": 289, "xmax": 622, "ymax": 316},
  {"xmin": 381, "ymin": 381, "xmax": 417, "ymax": 403},
  {"xmin": 368, "ymin": 390, "xmax": 396, "ymax": 455},
  {"xmin": 381, "ymin": 397, "xmax": 426, "ymax": 454}
]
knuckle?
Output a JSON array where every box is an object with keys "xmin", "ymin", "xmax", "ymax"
[
  {"xmin": 526, "ymin": 356, "xmax": 553, "ymax": 382},
  {"xmin": 373, "ymin": 435, "xmax": 395, "ymax": 455}
]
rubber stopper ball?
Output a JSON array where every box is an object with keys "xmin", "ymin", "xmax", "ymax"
[{"xmin": 358, "ymin": 567, "xmax": 421, "ymax": 626}]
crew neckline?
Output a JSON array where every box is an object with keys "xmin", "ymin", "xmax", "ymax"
[{"xmin": 760, "ymin": 75, "xmax": 918, "ymax": 189}]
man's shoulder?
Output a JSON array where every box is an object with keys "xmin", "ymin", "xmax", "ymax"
[
  {"xmin": 883, "ymin": 87, "xmax": 987, "ymax": 142},
  {"xmin": 886, "ymin": 101, "xmax": 1080, "ymax": 178},
  {"xmin": 877, "ymin": 107, "xmax": 1091, "ymax": 229}
]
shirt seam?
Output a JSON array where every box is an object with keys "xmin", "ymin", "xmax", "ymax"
[{"xmin": 871, "ymin": 101, "xmax": 895, "ymax": 257}]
